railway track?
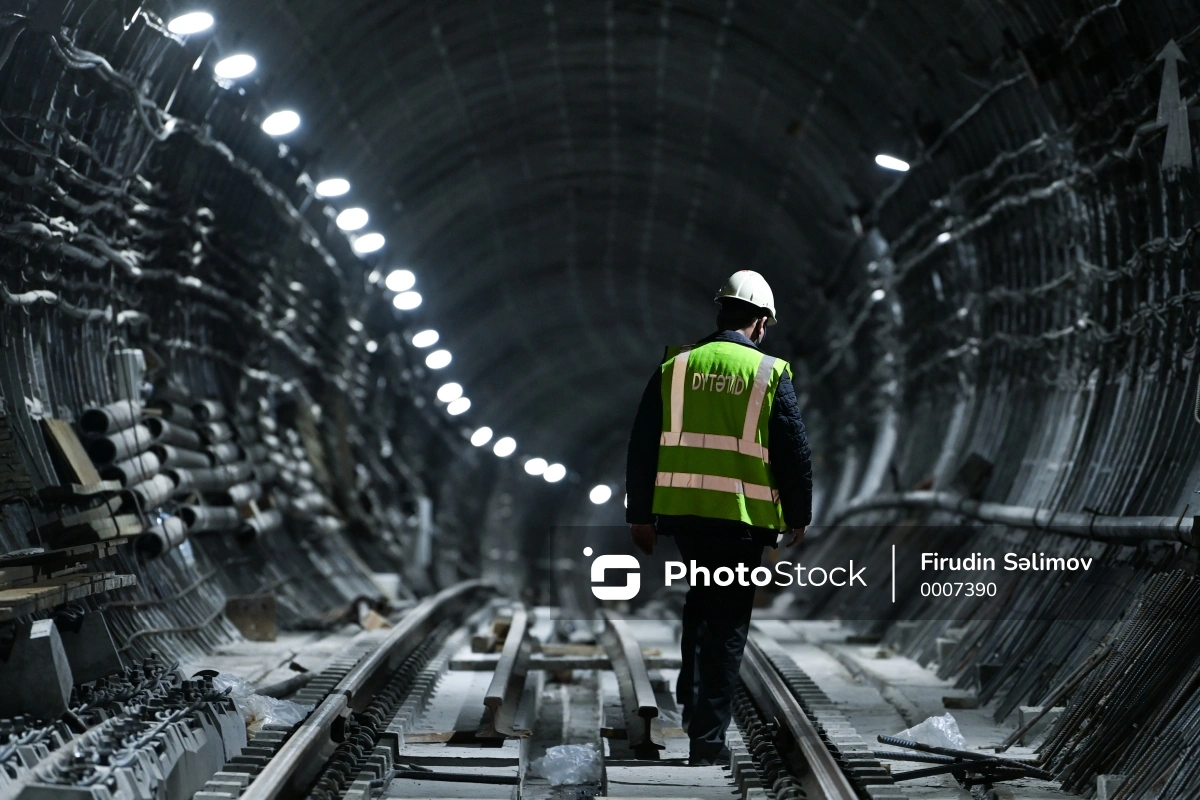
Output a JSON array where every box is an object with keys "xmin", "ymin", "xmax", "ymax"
[
  {"xmin": 165, "ymin": 581, "xmax": 907, "ymax": 800},
  {"xmin": 14, "ymin": 581, "xmax": 1042, "ymax": 800}
]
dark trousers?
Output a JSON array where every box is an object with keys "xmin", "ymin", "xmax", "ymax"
[{"xmin": 674, "ymin": 534, "xmax": 763, "ymax": 757}]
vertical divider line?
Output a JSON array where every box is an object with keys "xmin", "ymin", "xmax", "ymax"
[{"xmin": 892, "ymin": 544, "xmax": 895, "ymax": 603}]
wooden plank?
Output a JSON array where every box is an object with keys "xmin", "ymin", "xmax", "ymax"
[
  {"xmin": 0, "ymin": 572, "xmax": 137, "ymax": 622},
  {"xmin": 41, "ymin": 418, "xmax": 102, "ymax": 485},
  {"xmin": 38, "ymin": 480, "xmax": 122, "ymax": 504}
]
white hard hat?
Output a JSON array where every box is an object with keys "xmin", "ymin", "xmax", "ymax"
[{"xmin": 714, "ymin": 270, "xmax": 777, "ymax": 325}]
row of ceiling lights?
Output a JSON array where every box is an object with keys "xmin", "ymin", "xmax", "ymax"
[{"xmin": 165, "ymin": 10, "xmax": 646, "ymax": 508}]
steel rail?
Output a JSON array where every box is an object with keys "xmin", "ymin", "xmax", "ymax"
[
  {"xmin": 827, "ymin": 489, "xmax": 1196, "ymax": 544},
  {"xmin": 239, "ymin": 580, "xmax": 491, "ymax": 800},
  {"xmin": 598, "ymin": 609, "xmax": 664, "ymax": 753},
  {"xmin": 739, "ymin": 637, "xmax": 858, "ymax": 800},
  {"xmin": 479, "ymin": 604, "xmax": 533, "ymax": 737}
]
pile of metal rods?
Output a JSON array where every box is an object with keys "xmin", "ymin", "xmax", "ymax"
[
  {"xmin": 876, "ymin": 735, "xmax": 1052, "ymax": 789},
  {"xmin": 1039, "ymin": 570, "xmax": 1200, "ymax": 795}
]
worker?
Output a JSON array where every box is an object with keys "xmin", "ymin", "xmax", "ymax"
[{"xmin": 625, "ymin": 270, "xmax": 813, "ymax": 766}]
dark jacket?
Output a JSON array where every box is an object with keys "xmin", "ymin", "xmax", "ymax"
[{"xmin": 625, "ymin": 330, "xmax": 814, "ymax": 546}]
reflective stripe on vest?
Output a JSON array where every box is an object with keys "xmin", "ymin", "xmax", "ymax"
[
  {"xmin": 659, "ymin": 354, "xmax": 776, "ymax": 462},
  {"xmin": 666, "ymin": 346, "xmax": 693, "ymax": 438},
  {"xmin": 655, "ymin": 471, "xmax": 780, "ymax": 504}
]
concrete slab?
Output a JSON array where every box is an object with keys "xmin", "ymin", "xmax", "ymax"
[{"xmin": 605, "ymin": 765, "xmax": 735, "ymax": 799}]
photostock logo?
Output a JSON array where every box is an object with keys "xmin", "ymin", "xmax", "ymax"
[{"xmin": 585, "ymin": 547, "xmax": 640, "ymax": 600}]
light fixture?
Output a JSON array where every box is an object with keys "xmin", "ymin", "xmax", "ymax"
[
  {"xmin": 589, "ymin": 485, "xmax": 613, "ymax": 504},
  {"xmin": 167, "ymin": 11, "xmax": 213, "ymax": 34},
  {"xmin": 412, "ymin": 329, "xmax": 439, "ymax": 348},
  {"xmin": 936, "ymin": 231, "xmax": 952, "ymax": 244},
  {"xmin": 352, "ymin": 233, "xmax": 385, "ymax": 254},
  {"xmin": 425, "ymin": 349, "xmax": 451, "ymax": 369},
  {"xmin": 447, "ymin": 397, "xmax": 471, "ymax": 416},
  {"xmin": 315, "ymin": 178, "xmax": 350, "ymax": 198},
  {"xmin": 385, "ymin": 269, "xmax": 415, "ymax": 292},
  {"xmin": 870, "ymin": 288, "xmax": 886, "ymax": 302},
  {"xmin": 471, "ymin": 426, "xmax": 493, "ymax": 447},
  {"xmin": 524, "ymin": 458, "xmax": 547, "ymax": 476},
  {"xmin": 493, "ymin": 437, "xmax": 516, "ymax": 457},
  {"xmin": 874, "ymin": 154, "xmax": 910, "ymax": 172},
  {"xmin": 392, "ymin": 291, "xmax": 421, "ymax": 310},
  {"xmin": 348, "ymin": 318, "xmax": 363, "ymax": 332},
  {"xmin": 336, "ymin": 208, "xmax": 368, "ymax": 231},
  {"xmin": 214, "ymin": 54, "xmax": 256, "ymax": 79},
  {"xmin": 262, "ymin": 110, "xmax": 300, "ymax": 136},
  {"xmin": 365, "ymin": 340, "xmax": 378, "ymax": 353},
  {"xmin": 436, "ymin": 383, "xmax": 463, "ymax": 402},
  {"xmin": 543, "ymin": 463, "xmax": 566, "ymax": 483}
]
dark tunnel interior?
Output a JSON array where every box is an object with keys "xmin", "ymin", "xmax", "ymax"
[{"xmin": 2, "ymin": 1, "xmax": 1200, "ymax": 798}]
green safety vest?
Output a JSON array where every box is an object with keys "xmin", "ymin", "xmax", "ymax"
[{"xmin": 652, "ymin": 341, "xmax": 790, "ymax": 530}]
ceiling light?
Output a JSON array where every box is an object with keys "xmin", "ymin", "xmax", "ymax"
[
  {"xmin": 589, "ymin": 485, "xmax": 613, "ymax": 504},
  {"xmin": 393, "ymin": 291, "xmax": 421, "ymax": 310},
  {"xmin": 352, "ymin": 233, "xmax": 385, "ymax": 254},
  {"xmin": 874, "ymin": 154, "xmax": 910, "ymax": 172},
  {"xmin": 493, "ymin": 437, "xmax": 516, "ymax": 458},
  {"xmin": 262, "ymin": 110, "xmax": 300, "ymax": 136},
  {"xmin": 436, "ymin": 382, "xmax": 463, "ymax": 402},
  {"xmin": 524, "ymin": 458, "xmax": 547, "ymax": 476},
  {"xmin": 471, "ymin": 426, "xmax": 493, "ymax": 447},
  {"xmin": 543, "ymin": 463, "xmax": 566, "ymax": 483},
  {"xmin": 871, "ymin": 288, "xmax": 886, "ymax": 302},
  {"xmin": 348, "ymin": 318, "xmax": 363, "ymax": 332},
  {"xmin": 385, "ymin": 269, "xmax": 415, "ymax": 292},
  {"xmin": 425, "ymin": 349, "xmax": 451, "ymax": 369},
  {"xmin": 936, "ymin": 231, "xmax": 952, "ymax": 244},
  {"xmin": 365, "ymin": 340, "xmax": 378, "ymax": 353},
  {"xmin": 214, "ymin": 54, "xmax": 256, "ymax": 79},
  {"xmin": 315, "ymin": 178, "xmax": 350, "ymax": 198},
  {"xmin": 412, "ymin": 329, "xmax": 439, "ymax": 348},
  {"xmin": 336, "ymin": 208, "xmax": 368, "ymax": 231},
  {"xmin": 168, "ymin": 11, "xmax": 213, "ymax": 34},
  {"xmin": 447, "ymin": 397, "xmax": 471, "ymax": 416}
]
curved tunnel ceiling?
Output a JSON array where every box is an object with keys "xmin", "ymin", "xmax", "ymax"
[{"xmin": 200, "ymin": 0, "xmax": 1031, "ymax": 472}]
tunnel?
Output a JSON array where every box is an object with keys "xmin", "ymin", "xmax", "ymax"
[{"xmin": 0, "ymin": 1, "xmax": 1198, "ymax": 798}]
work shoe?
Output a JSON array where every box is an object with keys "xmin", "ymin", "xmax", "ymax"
[{"xmin": 688, "ymin": 745, "xmax": 731, "ymax": 767}]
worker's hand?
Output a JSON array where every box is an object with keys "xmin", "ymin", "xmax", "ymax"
[
  {"xmin": 630, "ymin": 524, "xmax": 657, "ymax": 556},
  {"xmin": 785, "ymin": 527, "xmax": 806, "ymax": 547}
]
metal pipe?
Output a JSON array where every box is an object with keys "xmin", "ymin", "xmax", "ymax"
[
  {"xmin": 167, "ymin": 464, "xmax": 249, "ymax": 495},
  {"xmin": 151, "ymin": 443, "xmax": 211, "ymax": 469},
  {"xmin": 129, "ymin": 473, "xmax": 177, "ymax": 510},
  {"xmin": 202, "ymin": 421, "xmax": 234, "ymax": 444},
  {"xmin": 827, "ymin": 490, "xmax": 1196, "ymax": 545},
  {"xmin": 178, "ymin": 504, "xmax": 241, "ymax": 533},
  {"xmin": 148, "ymin": 399, "xmax": 196, "ymax": 426},
  {"xmin": 135, "ymin": 516, "xmax": 187, "ymax": 558},
  {"xmin": 207, "ymin": 441, "xmax": 244, "ymax": 465},
  {"xmin": 253, "ymin": 461, "xmax": 279, "ymax": 484},
  {"xmin": 79, "ymin": 400, "xmax": 139, "ymax": 435},
  {"xmin": 144, "ymin": 417, "xmax": 202, "ymax": 450},
  {"xmin": 85, "ymin": 423, "xmax": 153, "ymax": 465},
  {"xmin": 217, "ymin": 481, "xmax": 262, "ymax": 506},
  {"xmin": 239, "ymin": 509, "xmax": 282, "ymax": 539},
  {"xmin": 192, "ymin": 399, "xmax": 226, "ymax": 422},
  {"xmin": 99, "ymin": 450, "xmax": 161, "ymax": 487}
]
